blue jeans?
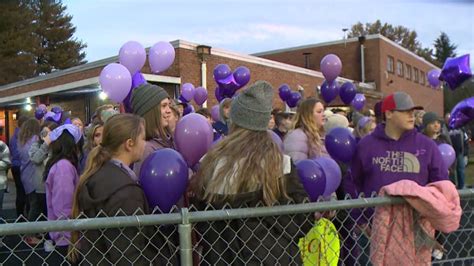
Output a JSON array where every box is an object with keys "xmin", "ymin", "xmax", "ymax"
[{"xmin": 456, "ymin": 154, "xmax": 465, "ymax": 189}]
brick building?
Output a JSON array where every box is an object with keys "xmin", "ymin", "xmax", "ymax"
[
  {"xmin": 255, "ymin": 34, "xmax": 443, "ymax": 114},
  {"xmin": 0, "ymin": 40, "xmax": 376, "ymax": 142}
]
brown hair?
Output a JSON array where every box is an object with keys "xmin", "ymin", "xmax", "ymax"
[
  {"xmin": 69, "ymin": 114, "xmax": 144, "ymax": 261},
  {"xmin": 84, "ymin": 123, "xmax": 103, "ymax": 152},
  {"xmin": 293, "ymin": 98, "xmax": 324, "ymax": 157},
  {"xmin": 19, "ymin": 118, "xmax": 41, "ymax": 146},
  {"xmin": 91, "ymin": 104, "xmax": 115, "ymax": 124},
  {"xmin": 142, "ymin": 104, "xmax": 171, "ymax": 141},
  {"xmin": 192, "ymin": 124, "xmax": 287, "ymax": 206}
]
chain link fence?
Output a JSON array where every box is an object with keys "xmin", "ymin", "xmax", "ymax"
[{"xmin": 0, "ymin": 189, "xmax": 472, "ymax": 265}]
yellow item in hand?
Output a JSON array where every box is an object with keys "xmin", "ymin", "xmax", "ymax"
[{"xmin": 298, "ymin": 218, "xmax": 340, "ymax": 266}]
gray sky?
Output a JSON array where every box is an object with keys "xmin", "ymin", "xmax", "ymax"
[{"xmin": 64, "ymin": 0, "xmax": 474, "ymax": 68}]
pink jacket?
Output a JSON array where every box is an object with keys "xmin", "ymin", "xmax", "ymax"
[{"xmin": 370, "ymin": 180, "xmax": 462, "ymax": 266}]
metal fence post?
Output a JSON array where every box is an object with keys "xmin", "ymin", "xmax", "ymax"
[{"xmin": 179, "ymin": 208, "xmax": 193, "ymax": 266}]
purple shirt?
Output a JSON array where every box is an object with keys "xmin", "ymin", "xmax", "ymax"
[
  {"xmin": 45, "ymin": 159, "xmax": 79, "ymax": 246},
  {"xmin": 349, "ymin": 124, "xmax": 448, "ymax": 198},
  {"xmin": 110, "ymin": 159, "xmax": 138, "ymax": 182}
]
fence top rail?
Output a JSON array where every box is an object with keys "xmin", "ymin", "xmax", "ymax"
[{"xmin": 0, "ymin": 189, "xmax": 472, "ymax": 236}]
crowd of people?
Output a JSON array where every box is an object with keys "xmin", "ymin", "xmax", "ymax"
[{"xmin": 0, "ymin": 80, "xmax": 469, "ymax": 264}]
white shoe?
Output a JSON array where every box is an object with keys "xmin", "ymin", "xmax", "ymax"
[
  {"xmin": 44, "ymin": 240, "xmax": 54, "ymax": 252},
  {"xmin": 432, "ymin": 249, "xmax": 443, "ymax": 260}
]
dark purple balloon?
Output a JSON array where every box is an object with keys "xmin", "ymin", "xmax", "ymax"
[
  {"xmin": 439, "ymin": 54, "xmax": 472, "ymax": 90},
  {"xmin": 296, "ymin": 159, "xmax": 326, "ymax": 202},
  {"xmin": 339, "ymin": 82, "xmax": 357, "ymax": 105},
  {"xmin": 213, "ymin": 64, "xmax": 232, "ymax": 81},
  {"xmin": 181, "ymin": 83, "xmax": 195, "ymax": 102},
  {"xmin": 351, "ymin": 93, "xmax": 366, "ymax": 111},
  {"xmin": 287, "ymin": 91, "xmax": 302, "ymax": 108},
  {"xmin": 51, "ymin": 106, "xmax": 63, "ymax": 114},
  {"xmin": 449, "ymin": 96, "xmax": 474, "ymax": 129},
  {"xmin": 313, "ymin": 157, "xmax": 342, "ymax": 197},
  {"xmin": 278, "ymin": 84, "xmax": 292, "ymax": 102},
  {"xmin": 35, "ymin": 108, "xmax": 46, "ymax": 120},
  {"xmin": 427, "ymin": 69, "xmax": 441, "ymax": 88},
  {"xmin": 324, "ymin": 127, "xmax": 356, "ymax": 163},
  {"xmin": 139, "ymin": 148, "xmax": 189, "ymax": 213},
  {"xmin": 320, "ymin": 80, "xmax": 339, "ymax": 103},
  {"xmin": 217, "ymin": 74, "xmax": 239, "ymax": 95},
  {"xmin": 179, "ymin": 94, "xmax": 189, "ymax": 103},
  {"xmin": 123, "ymin": 71, "xmax": 147, "ymax": 112},
  {"xmin": 175, "ymin": 113, "xmax": 213, "ymax": 167},
  {"xmin": 194, "ymin": 87, "xmax": 208, "ymax": 106},
  {"xmin": 183, "ymin": 103, "xmax": 195, "ymax": 115},
  {"xmin": 268, "ymin": 130, "xmax": 283, "ymax": 152},
  {"xmin": 233, "ymin": 66, "xmax": 251, "ymax": 87}
]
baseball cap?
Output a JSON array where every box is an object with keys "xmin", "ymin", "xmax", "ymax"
[{"xmin": 381, "ymin": 92, "xmax": 423, "ymax": 113}]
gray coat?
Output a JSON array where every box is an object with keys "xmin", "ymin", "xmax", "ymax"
[
  {"xmin": 28, "ymin": 141, "xmax": 49, "ymax": 193},
  {"xmin": 0, "ymin": 141, "xmax": 11, "ymax": 190}
]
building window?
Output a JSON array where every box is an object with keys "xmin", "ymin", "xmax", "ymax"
[
  {"xmin": 387, "ymin": 56, "xmax": 394, "ymax": 73},
  {"xmin": 414, "ymin": 67, "xmax": 419, "ymax": 83},
  {"xmin": 405, "ymin": 64, "xmax": 412, "ymax": 80},
  {"xmin": 397, "ymin": 60, "xmax": 404, "ymax": 77},
  {"xmin": 420, "ymin": 71, "xmax": 425, "ymax": 85}
]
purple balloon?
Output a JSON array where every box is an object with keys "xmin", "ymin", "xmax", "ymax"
[
  {"xmin": 38, "ymin": 104, "xmax": 47, "ymax": 112},
  {"xmin": 119, "ymin": 41, "xmax": 146, "ymax": 75},
  {"xmin": 215, "ymin": 86, "xmax": 225, "ymax": 102},
  {"xmin": 123, "ymin": 71, "xmax": 147, "ymax": 112},
  {"xmin": 175, "ymin": 113, "xmax": 214, "ymax": 167},
  {"xmin": 194, "ymin": 87, "xmax": 208, "ymax": 106},
  {"xmin": 213, "ymin": 64, "xmax": 232, "ymax": 81},
  {"xmin": 296, "ymin": 159, "xmax": 326, "ymax": 202},
  {"xmin": 287, "ymin": 91, "xmax": 302, "ymax": 108},
  {"xmin": 438, "ymin": 144, "xmax": 456, "ymax": 168},
  {"xmin": 99, "ymin": 63, "xmax": 132, "ymax": 103},
  {"xmin": 449, "ymin": 96, "xmax": 474, "ymax": 129},
  {"xmin": 210, "ymin": 105, "xmax": 220, "ymax": 122},
  {"xmin": 351, "ymin": 93, "xmax": 366, "ymax": 111},
  {"xmin": 320, "ymin": 54, "xmax": 342, "ymax": 82},
  {"xmin": 233, "ymin": 66, "xmax": 251, "ymax": 87},
  {"xmin": 278, "ymin": 84, "xmax": 292, "ymax": 102},
  {"xmin": 51, "ymin": 106, "xmax": 63, "ymax": 114},
  {"xmin": 427, "ymin": 69, "xmax": 441, "ymax": 88},
  {"xmin": 181, "ymin": 83, "xmax": 195, "ymax": 102},
  {"xmin": 268, "ymin": 130, "xmax": 283, "ymax": 152},
  {"xmin": 325, "ymin": 127, "xmax": 356, "ymax": 163},
  {"xmin": 313, "ymin": 157, "xmax": 342, "ymax": 197},
  {"xmin": 149, "ymin": 41, "xmax": 175, "ymax": 73},
  {"xmin": 139, "ymin": 148, "xmax": 188, "ymax": 213},
  {"xmin": 339, "ymin": 82, "xmax": 357, "ymax": 105},
  {"xmin": 321, "ymin": 80, "xmax": 339, "ymax": 103},
  {"xmin": 217, "ymin": 74, "xmax": 239, "ymax": 95},
  {"xmin": 183, "ymin": 103, "xmax": 195, "ymax": 115},
  {"xmin": 439, "ymin": 54, "xmax": 472, "ymax": 90}
]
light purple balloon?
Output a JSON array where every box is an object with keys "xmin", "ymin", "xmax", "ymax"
[
  {"xmin": 149, "ymin": 41, "xmax": 175, "ymax": 73},
  {"xmin": 38, "ymin": 104, "xmax": 47, "ymax": 112},
  {"xmin": 194, "ymin": 87, "xmax": 208, "ymax": 106},
  {"xmin": 139, "ymin": 148, "xmax": 188, "ymax": 213},
  {"xmin": 181, "ymin": 83, "xmax": 195, "ymax": 102},
  {"xmin": 99, "ymin": 63, "xmax": 132, "ymax": 103},
  {"xmin": 213, "ymin": 64, "xmax": 232, "ymax": 81},
  {"xmin": 210, "ymin": 105, "xmax": 220, "ymax": 122},
  {"xmin": 427, "ymin": 69, "xmax": 441, "ymax": 88},
  {"xmin": 320, "ymin": 54, "xmax": 342, "ymax": 82},
  {"xmin": 268, "ymin": 130, "xmax": 283, "ymax": 152},
  {"xmin": 296, "ymin": 159, "xmax": 326, "ymax": 202},
  {"xmin": 321, "ymin": 80, "xmax": 339, "ymax": 103},
  {"xmin": 175, "ymin": 113, "xmax": 214, "ymax": 167},
  {"xmin": 351, "ymin": 93, "xmax": 366, "ymax": 111},
  {"xmin": 119, "ymin": 41, "xmax": 146, "ymax": 75},
  {"xmin": 233, "ymin": 66, "xmax": 251, "ymax": 87},
  {"xmin": 438, "ymin": 144, "xmax": 455, "ymax": 168},
  {"xmin": 313, "ymin": 157, "xmax": 342, "ymax": 197}
]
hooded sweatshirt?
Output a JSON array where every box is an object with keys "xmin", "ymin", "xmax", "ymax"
[
  {"xmin": 77, "ymin": 161, "xmax": 174, "ymax": 265},
  {"xmin": 349, "ymin": 124, "xmax": 448, "ymax": 198}
]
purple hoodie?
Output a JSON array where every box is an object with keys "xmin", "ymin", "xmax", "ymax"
[
  {"xmin": 45, "ymin": 159, "xmax": 79, "ymax": 246},
  {"xmin": 349, "ymin": 124, "xmax": 448, "ymax": 198}
]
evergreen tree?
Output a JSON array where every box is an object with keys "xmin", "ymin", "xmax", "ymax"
[{"xmin": 434, "ymin": 32, "xmax": 457, "ymax": 67}]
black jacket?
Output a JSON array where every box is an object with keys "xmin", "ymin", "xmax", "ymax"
[
  {"xmin": 192, "ymin": 165, "xmax": 312, "ymax": 265},
  {"xmin": 77, "ymin": 161, "xmax": 176, "ymax": 265}
]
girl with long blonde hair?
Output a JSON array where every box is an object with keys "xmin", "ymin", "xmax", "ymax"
[
  {"xmin": 191, "ymin": 81, "xmax": 311, "ymax": 265},
  {"xmin": 283, "ymin": 98, "xmax": 327, "ymax": 162}
]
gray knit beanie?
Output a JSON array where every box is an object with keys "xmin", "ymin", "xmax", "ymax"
[
  {"xmin": 423, "ymin": 112, "xmax": 441, "ymax": 128},
  {"xmin": 131, "ymin": 83, "xmax": 169, "ymax": 117},
  {"xmin": 230, "ymin": 80, "xmax": 273, "ymax": 131}
]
